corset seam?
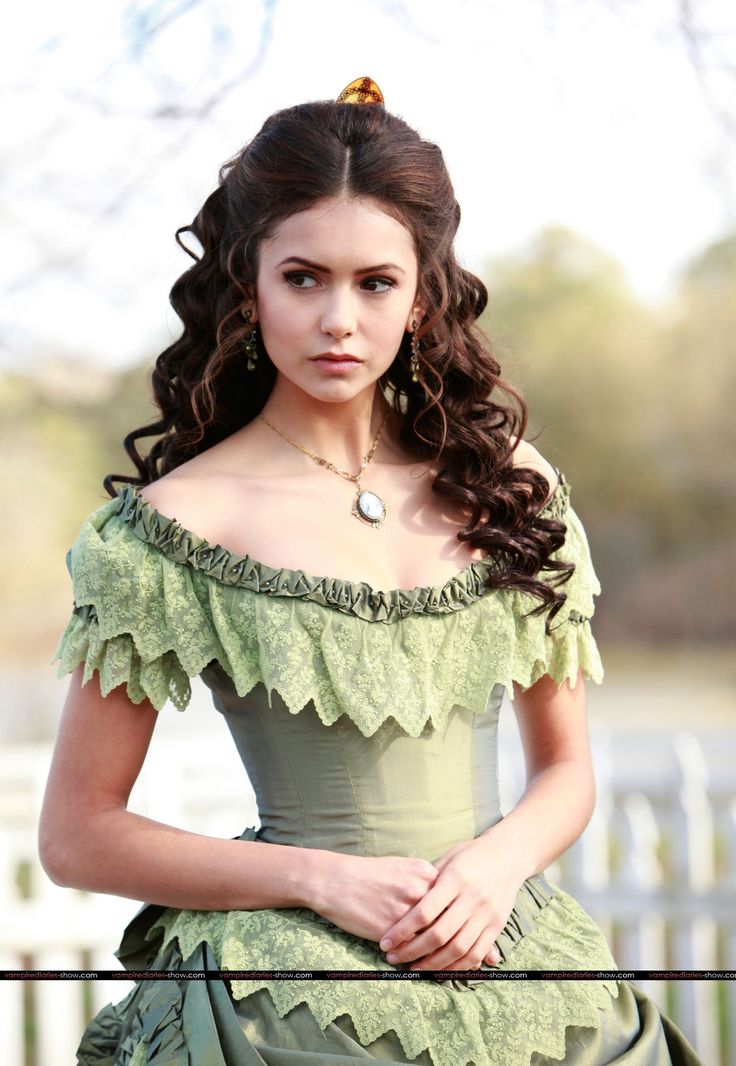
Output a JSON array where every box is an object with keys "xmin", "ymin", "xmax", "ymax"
[
  {"xmin": 470, "ymin": 706, "xmax": 479, "ymax": 841},
  {"xmin": 274, "ymin": 698, "xmax": 307, "ymax": 845},
  {"xmin": 335, "ymin": 714, "xmax": 368, "ymax": 857},
  {"xmin": 489, "ymin": 687, "xmax": 503, "ymax": 830}
]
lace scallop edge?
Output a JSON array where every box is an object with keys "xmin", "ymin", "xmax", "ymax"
[{"xmin": 51, "ymin": 600, "xmax": 604, "ymax": 733}]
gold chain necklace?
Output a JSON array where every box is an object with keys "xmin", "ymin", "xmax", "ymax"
[{"xmin": 257, "ymin": 409, "xmax": 391, "ymax": 528}]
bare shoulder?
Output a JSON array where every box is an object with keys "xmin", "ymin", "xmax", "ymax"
[
  {"xmin": 138, "ymin": 472, "xmax": 196, "ymax": 513},
  {"xmin": 507, "ymin": 436, "xmax": 560, "ymax": 502},
  {"xmin": 137, "ymin": 470, "xmax": 232, "ymax": 534}
]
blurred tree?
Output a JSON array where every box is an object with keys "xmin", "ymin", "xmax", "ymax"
[
  {"xmin": 480, "ymin": 224, "xmax": 736, "ymax": 644},
  {"xmin": 0, "ymin": 358, "xmax": 155, "ymax": 658},
  {"xmin": 480, "ymin": 224, "xmax": 661, "ymax": 509},
  {"xmin": 663, "ymin": 232, "xmax": 736, "ymax": 515}
]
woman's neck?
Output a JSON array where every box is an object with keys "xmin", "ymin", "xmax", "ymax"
[{"xmin": 257, "ymin": 380, "xmax": 401, "ymax": 471}]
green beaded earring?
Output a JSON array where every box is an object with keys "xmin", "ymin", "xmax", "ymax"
[
  {"xmin": 243, "ymin": 308, "xmax": 259, "ymax": 371},
  {"xmin": 410, "ymin": 320, "xmax": 421, "ymax": 383}
]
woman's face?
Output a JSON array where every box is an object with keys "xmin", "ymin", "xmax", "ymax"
[{"xmin": 252, "ymin": 195, "xmax": 421, "ymax": 401}]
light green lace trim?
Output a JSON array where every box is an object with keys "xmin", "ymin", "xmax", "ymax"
[
  {"xmin": 127, "ymin": 1039, "xmax": 146, "ymax": 1066},
  {"xmin": 144, "ymin": 883, "xmax": 619, "ymax": 1066},
  {"xmin": 51, "ymin": 477, "xmax": 604, "ymax": 737}
]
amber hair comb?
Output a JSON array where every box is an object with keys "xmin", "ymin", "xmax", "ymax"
[{"xmin": 336, "ymin": 77, "xmax": 385, "ymax": 106}]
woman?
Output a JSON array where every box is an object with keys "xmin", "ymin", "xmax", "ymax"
[{"xmin": 41, "ymin": 79, "xmax": 702, "ymax": 1065}]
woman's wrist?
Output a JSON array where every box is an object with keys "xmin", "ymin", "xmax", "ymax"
[
  {"xmin": 294, "ymin": 845, "xmax": 345, "ymax": 911},
  {"xmin": 473, "ymin": 815, "xmax": 540, "ymax": 883}
]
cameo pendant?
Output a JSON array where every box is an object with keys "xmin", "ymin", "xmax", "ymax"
[{"xmin": 352, "ymin": 489, "xmax": 387, "ymax": 528}]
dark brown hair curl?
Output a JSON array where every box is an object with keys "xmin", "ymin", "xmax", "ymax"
[{"xmin": 103, "ymin": 99, "xmax": 574, "ymax": 633}]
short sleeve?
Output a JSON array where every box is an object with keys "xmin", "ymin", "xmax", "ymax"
[
  {"xmin": 510, "ymin": 491, "xmax": 605, "ymax": 692},
  {"xmin": 50, "ymin": 496, "xmax": 218, "ymax": 711}
]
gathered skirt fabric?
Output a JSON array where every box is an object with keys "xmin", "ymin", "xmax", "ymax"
[{"xmin": 76, "ymin": 908, "xmax": 704, "ymax": 1066}]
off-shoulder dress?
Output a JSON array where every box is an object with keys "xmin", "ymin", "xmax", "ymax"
[{"xmin": 50, "ymin": 472, "xmax": 704, "ymax": 1066}]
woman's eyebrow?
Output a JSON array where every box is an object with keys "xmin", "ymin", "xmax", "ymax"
[{"xmin": 276, "ymin": 255, "xmax": 405, "ymax": 275}]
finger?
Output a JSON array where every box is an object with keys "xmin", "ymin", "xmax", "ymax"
[
  {"xmin": 406, "ymin": 916, "xmax": 487, "ymax": 971},
  {"xmin": 473, "ymin": 925, "xmax": 502, "ymax": 966},
  {"xmin": 379, "ymin": 883, "xmax": 457, "ymax": 954},
  {"xmin": 384, "ymin": 898, "xmax": 473, "ymax": 964},
  {"xmin": 380, "ymin": 905, "xmax": 447, "ymax": 954},
  {"xmin": 426, "ymin": 941, "xmax": 497, "ymax": 972}
]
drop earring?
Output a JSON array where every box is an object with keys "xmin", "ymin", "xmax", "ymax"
[
  {"xmin": 410, "ymin": 319, "xmax": 421, "ymax": 383},
  {"xmin": 243, "ymin": 308, "xmax": 259, "ymax": 371}
]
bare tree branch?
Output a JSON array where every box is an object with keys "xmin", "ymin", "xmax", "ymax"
[
  {"xmin": 4, "ymin": 0, "xmax": 279, "ymax": 297},
  {"xmin": 677, "ymin": 0, "xmax": 736, "ymax": 143}
]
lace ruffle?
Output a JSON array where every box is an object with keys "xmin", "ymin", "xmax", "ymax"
[
  {"xmin": 125, "ymin": 828, "xmax": 620, "ymax": 1066},
  {"xmin": 50, "ymin": 473, "xmax": 604, "ymax": 735}
]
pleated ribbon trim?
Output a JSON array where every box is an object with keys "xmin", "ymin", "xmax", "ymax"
[
  {"xmin": 111, "ymin": 475, "xmax": 570, "ymax": 623},
  {"xmin": 107, "ymin": 827, "xmax": 620, "ymax": 1066}
]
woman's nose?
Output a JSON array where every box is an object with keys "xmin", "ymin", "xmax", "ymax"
[{"xmin": 320, "ymin": 291, "xmax": 356, "ymax": 339}]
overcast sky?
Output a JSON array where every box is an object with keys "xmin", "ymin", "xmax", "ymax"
[{"xmin": 2, "ymin": 0, "xmax": 734, "ymax": 370}]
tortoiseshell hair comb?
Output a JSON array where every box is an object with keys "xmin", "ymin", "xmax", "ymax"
[{"xmin": 336, "ymin": 77, "xmax": 385, "ymax": 106}]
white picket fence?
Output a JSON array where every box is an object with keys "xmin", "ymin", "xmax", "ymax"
[{"xmin": 1, "ymin": 720, "xmax": 734, "ymax": 1065}]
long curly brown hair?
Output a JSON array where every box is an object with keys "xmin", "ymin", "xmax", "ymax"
[{"xmin": 103, "ymin": 99, "xmax": 574, "ymax": 633}]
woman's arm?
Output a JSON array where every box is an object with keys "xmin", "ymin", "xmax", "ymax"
[
  {"xmin": 474, "ymin": 668, "xmax": 596, "ymax": 879},
  {"xmin": 38, "ymin": 665, "xmax": 329, "ymax": 910},
  {"xmin": 484, "ymin": 440, "xmax": 595, "ymax": 876}
]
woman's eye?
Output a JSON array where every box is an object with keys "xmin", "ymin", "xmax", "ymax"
[
  {"xmin": 362, "ymin": 277, "xmax": 395, "ymax": 293},
  {"xmin": 283, "ymin": 272, "xmax": 395, "ymax": 293},
  {"xmin": 284, "ymin": 272, "xmax": 318, "ymax": 288}
]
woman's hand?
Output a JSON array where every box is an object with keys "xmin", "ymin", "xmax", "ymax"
[
  {"xmin": 311, "ymin": 852, "xmax": 440, "ymax": 945},
  {"xmin": 376, "ymin": 834, "xmax": 527, "ymax": 970}
]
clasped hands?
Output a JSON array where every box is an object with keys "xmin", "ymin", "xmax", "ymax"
[{"xmin": 377, "ymin": 834, "xmax": 525, "ymax": 971}]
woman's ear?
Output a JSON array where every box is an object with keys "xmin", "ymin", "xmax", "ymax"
[{"xmin": 405, "ymin": 301, "xmax": 426, "ymax": 332}]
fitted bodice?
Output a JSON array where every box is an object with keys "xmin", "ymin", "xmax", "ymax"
[
  {"xmin": 52, "ymin": 467, "xmax": 604, "ymax": 859},
  {"xmin": 201, "ymin": 660, "xmax": 506, "ymax": 860}
]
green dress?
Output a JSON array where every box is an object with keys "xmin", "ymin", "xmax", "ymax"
[{"xmin": 50, "ymin": 472, "xmax": 703, "ymax": 1066}]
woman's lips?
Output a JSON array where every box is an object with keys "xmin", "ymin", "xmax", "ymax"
[
  {"xmin": 311, "ymin": 355, "xmax": 362, "ymax": 372},
  {"xmin": 312, "ymin": 353, "xmax": 360, "ymax": 360}
]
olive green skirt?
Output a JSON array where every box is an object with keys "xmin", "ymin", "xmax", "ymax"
[{"xmin": 76, "ymin": 891, "xmax": 704, "ymax": 1066}]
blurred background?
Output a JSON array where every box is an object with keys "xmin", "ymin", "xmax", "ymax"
[{"xmin": 1, "ymin": 1, "xmax": 734, "ymax": 1063}]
